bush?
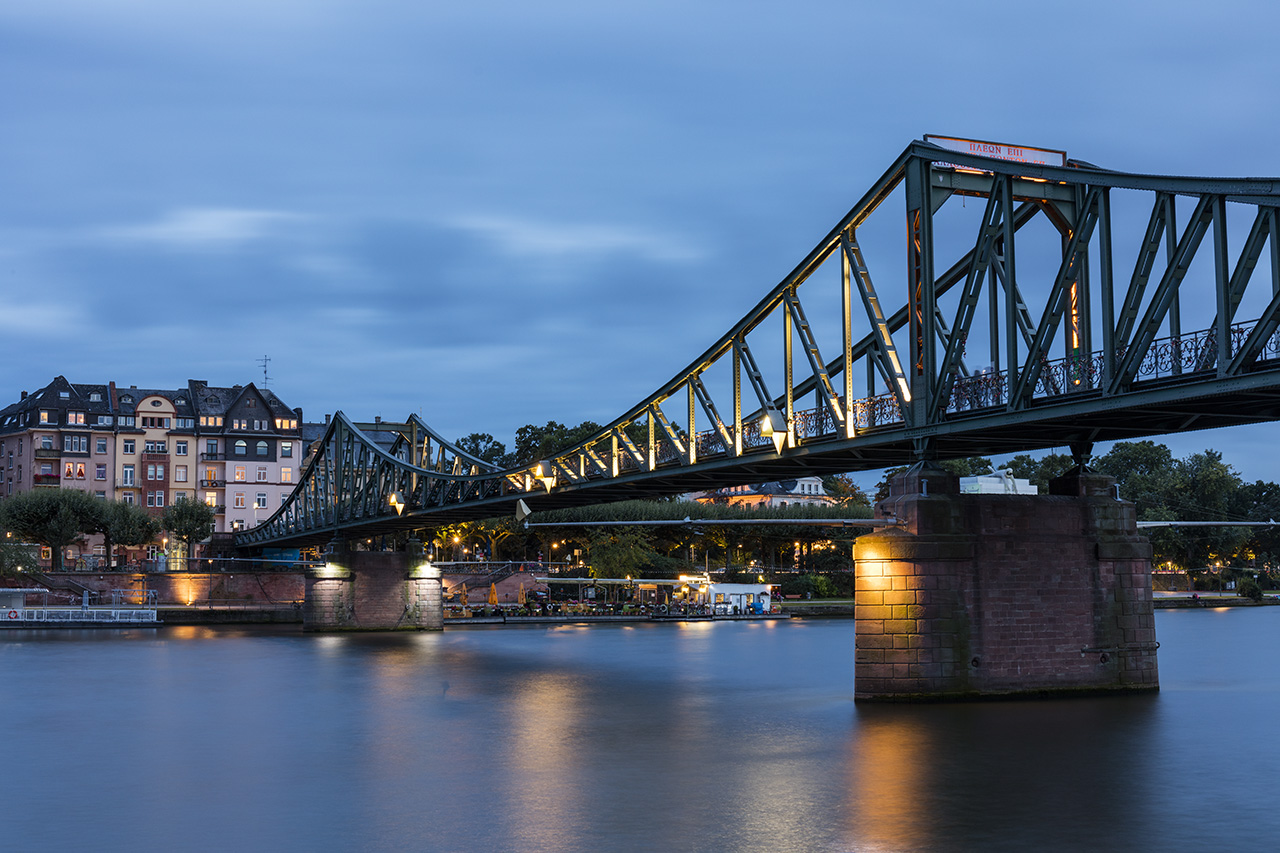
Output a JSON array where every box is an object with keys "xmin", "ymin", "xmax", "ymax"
[{"xmin": 1237, "ymin": 578, "xmax": 1264, "ymax": 601}]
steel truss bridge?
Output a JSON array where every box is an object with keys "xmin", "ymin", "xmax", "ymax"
[{"xmin": 239, "ymin": 138, "xmax": 1280, "ymax": 549}]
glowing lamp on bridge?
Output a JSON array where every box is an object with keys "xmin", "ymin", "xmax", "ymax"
[
  {"xmin": 389, "ymin": 491, "xmax": 406, "ymax": 515},
  {"xmin": 759, "ymin": 407, "xmax": 788, "ymax": 453},
  {"xmin": 534, "ymin": 461, "xmax": 557, "ymax": 491}
]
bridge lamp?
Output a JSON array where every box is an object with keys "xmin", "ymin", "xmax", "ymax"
[
  {"xmin": 759, "ymin": 407, "xmax": 788, "ymax": 453},
  {"xmin": 389, "ymin": 491, "xmax": 406, "ymax": 515},
  {"xmin": 534, "ymin": 461, "xmax": 557, "ymax": 491}
]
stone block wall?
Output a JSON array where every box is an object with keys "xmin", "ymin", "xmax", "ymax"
[
  {"xmin": 304, "ymin": 548, "xmax": 442, "ymax": 632},
  {"xmin": 854, "ymin": 465, "xmax": 1158, "ymax": 701}
]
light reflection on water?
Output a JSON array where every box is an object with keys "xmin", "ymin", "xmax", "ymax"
[{"xmin": 1, "ymin": 611, "xmax": 1278, "ymax": 852}]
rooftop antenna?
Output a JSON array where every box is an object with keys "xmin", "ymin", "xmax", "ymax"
[{"xmin": 257, "ymin": 355, "xmax": 272, "ymax": 386}]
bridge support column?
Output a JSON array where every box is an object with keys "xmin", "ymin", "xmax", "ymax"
[
  {"xmin": 853, "ymin": 463, "xmax": 1158, "ymax": 701},
  {"xmin": 304, "ymin": 538, "xmax": 443, "ymax": 632}
]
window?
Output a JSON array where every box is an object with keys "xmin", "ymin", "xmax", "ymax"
[
  {"xmin": 39, "ymin": 410, "xmax": 54, "ymax": 424},
  {"xmin": 122, "ymin": 465, "xmax": 134, "ymax": 486},
  {"xmin": 256, "ymin": 466, "xmax": 267, "ymax": 482},
  {"xmin": 281, "ymin": 467, "xmax": 292, "ymax": 483},
  {"xmin": 96, "ymin": 438, "xmax": 107, "ymax": 454},
  {"xmin": 276, "ymin": 418, "xmax": 298, "ymax": 430},
  {"xmin": 206, "ymin": 439, "xmax": 218, "ymax": 456},
  {"xmin": 281, "ymin": 442, "xmax": 293, "ymax": 458},
  {"xmin": 65, "ymin": 462, "xmax": 74, "ymax": 478},
  {"xmin": 146, "ymin": 464, "xmax": 165, "ymax": 480},
  {"xmin": 175, "ymin": 418, "xmax": 194, "ymax": 429},
  {"xmin": 255, "ymin": 492, "xmax": 267, "ymax": 508},
  {"xmin": 234, "ymin": 466, "xmax": 246, "ymax": 481},
  {"xmin": 97, "ymin": 415, "xmax": 112, "ymax": 426},
  {"xmin": 234, "ymin": 440, "xmax": 247, "ymax": 455},
  {"xmin": 256, "ymin": 440, "xmax": 268, "ymax": 455},
  {"xmin": 123, "ymin": 440, "xmax": 136, "ymax": 454},
  {"xmin": 144, "ymin": 440, "xmax": 167, "ymax": 454},
  {"xmin": 234, "ymin": 492, "xmax": 246, "ymax": 509},
  {"xmin": 119, "ymin": 416, "xmax": 135, "ymax": 427},
  {"xmin": 281, "ymin": 493, "xmax": 289, "ymax": 505},
  {"xmin": 59, "ymin": 391, "xmax": 70, "ymax": 399},
  {"xmin": 75, "ymin": 463, "xmax": 86, "ymax": 479},
  {"xmin": 96, "ymin": 464, "xmax": 106, "ymax": 480},
  {"xmin": 95, "ymin": 491, "xmax": 106, "ymax": 499},
  {"xmin": 64, "ymin": 435, "xmax": 87, "ymax": 453},
  {"xmin": 90, "ymin": 392, "xmax": 102, "ymax": 402},
  {"xmin": 233, "ymin": 419, "xmax": 248, "ymax": 430},
  {"xmin": 205, "ymin": 467, "xmax": 218, "ymax": 482},
  {"xmin": 246, "ymin": 399, "xmax": 256, "ymax": 408},
  {"xmin": 41, "ymin": 435, "xmax": 54, "ymax": 450},
  {"xmin": 175, "ymin": 441, "xmax": 188, "ymax": 455},
  {"xmin": 123, "ymin": 491, "xmax": 134, "ymax": 505},
  {"xmin": 254, "ymin": 419, "xmax": 268, "ymax": 431},
  {"xmin": 204, "ymin": 493, "xmax": 217, "ymax": 507},
  {"xmin": 200, "ymin": 416, "xmax": 224, "ymax": 428},
  {"xmin": 141, "ymin": 416, "xmax": 170, "ymax": 429},
  {"xmin": 120, "ymin": 395, "xmax": 133, "ymax": 405},
  {"xmin": 175, "ymin": 465, "xmax": 187, "ymax": 483},
  {"xmin": 68, "ymin": 412, "xmax": 85, "ymax": 425}
]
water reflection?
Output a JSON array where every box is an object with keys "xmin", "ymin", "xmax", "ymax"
[{"xmin": 2, "ymin": 614, "xmax": 1278, "ymax": 851}]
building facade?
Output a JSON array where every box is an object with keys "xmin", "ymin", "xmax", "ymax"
[
  {"xmin": 684, "ymin": 476, "xmax": 832, "ymax": 509},
  {"xmin": 0, "ymin": 376, "xmax": 304, "ymax": 567}
]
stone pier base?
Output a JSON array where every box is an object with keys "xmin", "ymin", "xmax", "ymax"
[
  {"xmin": 853, "ymin": 464, "xmax": 1158, "ymax": 701},
  {"xmin": 304, "ymin": 544, "xmax": 442, "ymax": 632}
]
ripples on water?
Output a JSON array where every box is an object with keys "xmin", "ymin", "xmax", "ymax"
[{"xmin": 2, "ymin": 609, "xmax": 1277, "ymax": 852}]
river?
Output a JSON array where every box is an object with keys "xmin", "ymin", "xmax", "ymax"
[{"xmin": 2, "ymin": 608, "xmax": 1276, "ymax": 852}]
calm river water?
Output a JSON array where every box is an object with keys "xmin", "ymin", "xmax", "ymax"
[{"xmin": 2, "ymin": 609, "xmax": 1277, "ymax": 852}]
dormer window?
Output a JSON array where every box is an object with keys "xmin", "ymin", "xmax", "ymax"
[
  {"xmin": 90, "ymin": 392, "xmax": 102, "ymax": 402},
  {"xmin": 59, "ymin": 391, "xmax": 69, "ymax": 399}
]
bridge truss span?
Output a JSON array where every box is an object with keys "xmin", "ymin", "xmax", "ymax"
[{"xmin": 239, "ymin": 138, "xmax": 1280, "ymax": 548}]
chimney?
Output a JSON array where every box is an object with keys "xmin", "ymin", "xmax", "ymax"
[
  {"xmin": 20, "ymin": 391, "xmax": 27, "ymax": 400},
  {"xmin": 324, "ymin": 414, "xmax": 331, "ymax": 425}
]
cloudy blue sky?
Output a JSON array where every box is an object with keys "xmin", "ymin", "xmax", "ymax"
[{"xmin": 5, "ymin": 0, "xmax": 1280, "ymax": 481}]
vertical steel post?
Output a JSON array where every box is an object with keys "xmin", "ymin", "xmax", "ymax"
[
  {"xmin": 1099, "ymin": 188, "xmax": 1116, "ymax": 390},
  {"xmin": 905, "ymin": 156, "xmax": 935, "ymax": 427},
  {"xmin": 1213, "ymin": 195, "xmax": 1230, "ymax": 374}
]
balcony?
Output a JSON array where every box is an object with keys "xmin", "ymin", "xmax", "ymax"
[
  {"xmin": 34, "ymin": 448, "xmax": 60, "ymax": 459},
  {"xmin": 212, "ymin": 505, "xmax": 226, "ymax": 515},
  {"xmin": 33, "ymin": 473, "xmax": 60, "ymax": 486},
  {"xmin": 200, "ymin": 479, "xmax": 226, "ymax": 488},
  {"xmin": 142, "ymin": 452, "xmax": 168, "ymax": 462},
  {"xmin": 116, "ymin": 479, "xmax": 136, "ymax": 489},
  {"xmin": 200, "ymin": 452, "xmax": 227, "ymax": 461}
]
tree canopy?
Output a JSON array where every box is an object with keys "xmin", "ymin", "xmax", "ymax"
[{"xmin": 0, "ymin": 489, "xmax": 103, "ymax": 571}]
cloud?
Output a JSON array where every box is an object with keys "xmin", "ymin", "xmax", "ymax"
[
  {"xmin": 445, "ymin": 214, "xmax": 701, "ymax": 263},
  {"xmin": 94, "ymin": 207, "xmax": 304, "ymax": 251}
]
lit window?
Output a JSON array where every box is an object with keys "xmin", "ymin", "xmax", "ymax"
[
  {"xmin": 39, "ymin": 410, "xmax": 53, "ymax": 424},
  {"xmin": 281, "ymin": 467, "xmax": 292, "ymax": 483},
  {"xmin": 68, "ymin": 412, "xmax": 85, "ymax": 425},
  {"xmin": 234, "ymin": 492, "xmax": 245, "ymax": 508},
  {"xmin": 75, "ymin": 463, "xmax": 86, "ymax": 479},
  {"xmin": 234, "ymin": 466, "xmax": 246, "ymax": 481}
]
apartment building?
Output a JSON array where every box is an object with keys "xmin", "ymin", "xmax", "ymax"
[{"xmin": 0, "ymin": 375, "xmax": 304, "ymax": 565}]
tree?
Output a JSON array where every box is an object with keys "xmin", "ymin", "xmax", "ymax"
[
  {"xmin": 822, "ymin": 474, "xmax": 872, "ymax": 507},
  {"xmin": 454, "ymin": 433, "xmax": 509, "ymax": 466},
  {"xmin": 511, "ymin": 420, "xmax": 603, "ymax": 466},
  {"xmin": 586, "ymin": 528, "xmax": 661, "ymax": 578},
  {"xmin": 101, "ymin": 501, "xmax": 159, "ymax": 568},
  {"xmin": 162, "ymin": 498, "xmax": 216, "ymax": 566},
  {"xmin": 0, "ymin": 489, "xmax": 103, "ymax": 570},
  {"xmin": 1004, "ymin": 453, "xmax": 1075, "ymax": 492},
  {"xmin": 0, "ymin": 530, "xmax": 39, "ymax": 578}
]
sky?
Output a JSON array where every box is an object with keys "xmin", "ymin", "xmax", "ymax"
[{"xmin": 5, "ymin": 0, "xmax": 1280, "ymax": 484}]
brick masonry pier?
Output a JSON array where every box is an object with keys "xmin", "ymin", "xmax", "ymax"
[
  {"xmin": 853, "ymin": 463, "xmax": 1158, "ymax": 701},
  {"xmin": 304, "ymin": 540, "xmax": 442, "ymax": 632}
]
